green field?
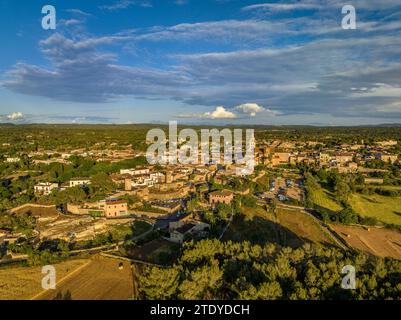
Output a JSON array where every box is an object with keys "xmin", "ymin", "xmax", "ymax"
[
  {"xmin": 309, "ymin": 187, "xmax": 343, "ymax": 212},
  {"xmin": 349, "ymin": 194, "xmax": 401, "ymax": 226}
]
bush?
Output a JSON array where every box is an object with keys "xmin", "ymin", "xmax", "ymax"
[
  {"xmin": 240, "ymin": 195, "xmax": 257, "ymax": 208},
  {"xmin": 338, "ymin": 207, "xmax": 359, "ymax": 224}
]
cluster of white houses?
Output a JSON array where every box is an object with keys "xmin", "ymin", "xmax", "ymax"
[{"xmin": 34, "ymin": 178, "xmax": 91, "ymax": 196}]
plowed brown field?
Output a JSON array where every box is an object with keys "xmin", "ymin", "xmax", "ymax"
[{"xmin": 331, "ymin": 224, "xmax": 401, "ymax": 259}]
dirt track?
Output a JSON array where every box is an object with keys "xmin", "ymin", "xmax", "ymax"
[
  {"xmin": 35, "ymin": 256, "xmax": 134, "ymax": 300},
  {"xmin": 331, "ymin": 224, "xmax": 401, "ymax": 260}
]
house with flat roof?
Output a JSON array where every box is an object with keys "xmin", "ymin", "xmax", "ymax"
[
  {"xmin": 69, "ymin": 178, "xmax": 91, "ymax": 188},
  {"xmin": 34, "ymin": 182, "xmax": 59, "ymax": 196}
]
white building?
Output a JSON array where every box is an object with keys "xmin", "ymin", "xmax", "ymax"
[
  {"xmin": 34, "ymin": 182, "xmax": 59, "ymax": 195},
  {"xmin": 169, "ymin": 220, "xmax": 209, "ymax": 244},
  {"xmin": 131, "ymin": 172, "xmax": 165, "ymax": 188},
  {"xmin": 69, "ymin": 178, "xmax": 91, "ymax": 188},
  {"xmin": 120, "ymin": 168, "xmax": 150, "ymax": 176}
]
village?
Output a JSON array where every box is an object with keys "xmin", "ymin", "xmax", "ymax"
[{"xmin": 1, "ymin": 131, "xmax": 400, "ymax": 265}]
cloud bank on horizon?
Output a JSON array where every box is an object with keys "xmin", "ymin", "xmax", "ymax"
[{"xmin": 1, "ymin": 0, "xmax": 401, "ymax": 125}]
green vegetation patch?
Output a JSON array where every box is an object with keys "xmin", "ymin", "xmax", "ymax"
[{"xmin": 349, "ymin": 193, "xmax": 401, "ymax": 226}]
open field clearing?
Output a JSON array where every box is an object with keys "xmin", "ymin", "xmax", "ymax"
[
  {"xmin": 12, "ymin": 205, "xmax": 60, "ymax": 218},
  {"xmin": 310, "ymin": 187, "xmax": 343, "ymax": 212},
  {"xmin": 331, "ymin": 224, "xmax": 401, "ymax": 259},
  {"xmin": 274, "ymin": 208, "xmax": 336, "ymax": 246},
  {"xmin": 349, "ymin": 194, "xmax": 401, "ymax": 226},
  {"xmin": 224, "ymin": 206, "xmax": 336, "ymax": 248},
  {"xmin": 0, "ymin": 259, "xmax": 89, "ymax": 300},
  {"xmin": 107, "ymin": 220, "xmax": 152, "ymax": 241},
  {"xmin": 35, "ymin": 255, "xmax": 134, "ymax": 300}
]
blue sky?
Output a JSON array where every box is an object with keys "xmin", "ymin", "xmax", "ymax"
[{"xmin": 1, "ymin": 0, "xmax": 401, "ymax": 125}]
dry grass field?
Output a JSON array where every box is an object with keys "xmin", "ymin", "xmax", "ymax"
[
  {"xmin": 0, "ymin": 259, "xmax": 89, "ymax": 300},
  {"xmin": 35, "ymin": 255, "xmax": 134, "ymax": 300},
  {"xmin": 12, "ymin": 205, "xmax": 60, "ymax": 218},
  {"xmin": 274, "ymin": 208, "xmax": 336, "ymax": 246},
  {"xmin": 225, "ymin": 205, "xmax": 336, "ymax": 248},
  {"xmin": 331, "ymin": 224, "xmax": 401, "ymax": 259}
]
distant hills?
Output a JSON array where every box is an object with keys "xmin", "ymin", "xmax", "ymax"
[{"xmin": 1, "ymin": 122, "xmax": 401, "ymax": 128}]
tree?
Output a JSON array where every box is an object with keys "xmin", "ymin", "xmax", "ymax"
[
  {"xmin": 90, "ymin": 172, "xmax": 115, "ymax": 194},
  {"xmin": 338, "ymin": 207, "xmax": 359, "ymax": 224},
  {"xmin": 138, "ymin": 266, "xmax": 180, "ymax": 300},
  {"xmin": 137, "ymin": 238, "xmax": 401, "ymax": 300},
  {"xmin": 335, "ymin": 180, "xmax": 351, "ymax": 203},
  {"xmin": 216, "ymin": 203, "xmax": 231, "ymax": 220},
  {"xmin": 178, "ymin": 259, "xmax": 223, "ymax": 299}
]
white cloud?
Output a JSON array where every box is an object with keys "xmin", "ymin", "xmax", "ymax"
[
  {"xmin": 7, "ymin": 112, "xmax": 24, "ymax": 120},
  {"xmin": 243, "ymin": 0, "xmax": 401, "ymax": 12},
  {"xmin": 179, "ymin": 106, "xmax": 236, "ymax": 119},
  {"xmin": 235, "ymin": 103, "xmax": 265, "ymax": 116},
  {"xmin": 376, "ymin": 101, "xmax": 401, "ymax": 112},
  {"xmin": 99, "ymin": 0, "xmax": 152, "ymax": 11},
  {"xmin": 4, "ymin": 9, "xmax": 401, "ymax": 122},
  {"xmin": 65, "ymin": 9, "xmax": 91, "ymax": 16},
  {"xmin": 59, "ymin": 19, "xmax": 82, "ymax": 27},
  {"xmin": 350, "ymin": 84, "xmax": 401, "ymax": 98},
  {"xmin": 242, "ymin": 3, "xmax": 319, "ymax": 12},
  {"xmin": 204, "ymin": 106, "xmax": 236, "ymax": 119}
]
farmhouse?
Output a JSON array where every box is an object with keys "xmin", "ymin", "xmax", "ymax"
[
  {"xmin": 169, "ymin": 220, "xmax": 210, "ymax": 244},
  {"xmin": 69, "ymin": 177, "xmax": 91, "ymax": 188},
  {"xmin": 34, "ymin": 182, "xmax": 59, "ymax": 195},
  {"xmin": 209, "ymin": 190, "xmax": 234, "ymax": 206},
  {"xmin": 102, "ymin": 199, "xmax": 129, "ymax": 218}
]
